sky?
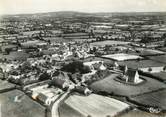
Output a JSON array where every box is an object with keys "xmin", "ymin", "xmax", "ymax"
[{"xmin": 0, "ymin": 0, "xmax": 166, "ymax": 15}]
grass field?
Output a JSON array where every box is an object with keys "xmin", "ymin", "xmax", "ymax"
[
  {"xmin": 90, "ymin": 40, "xmax": 130, "ymax": 46},
  {"xmin": 119, "ymin": 109, "xmax": 166, "ymax": 117},
  {"xmin": 0, "ymin": 89, "xmax": 46, "ymax": 117},
  {"xmin": 83, "ymin": 56, "xmax": 114, "ymax": 64},
  {"xmin": 59, "ymin": 102, "xmax": 84, "ymax": 117},
  {"xmin": 43, "ymin": 37, "xmax": 72, "ymax": 43},
  {"xmin": 0, "ymin": 80, "xmax": 15, "ymax": 93},
  {"xmin": 117, "ymin": 59, "xmax": 164, "ymax": 69},
  {"xmin": 43, "ymin": 37, "xmax": 94, "ymax": 43},
  {"xmin": 22, "ymin": 31, "xmax": 40, "ymax": 36},
  {"xmin": 62, "ymin": 94, "xmax": 130, "ymax": 117},
  {"xmin": 90, "ymin": 74, "xmax": 166, "ymax": 97},
  {"xmin": 151, "ymin": 72, "xmax": 166, "ymax": 82},
  {"xmin": 0, "ymin": 51, "xmax": 29, "ymax": 61},
  {"xmin": 102, "ymin": 53, "xmax": 142, "ymax": 61},
  {"xmin": 147, "ymin": 55, "xmax": 166, "ymax": 64},
  {"xmin": 137, "ymin": 48, "xmax": 165, "ymax": 56},
  {"xmin": 62, "ymin": 33, "xmax": 89, "ymax": 37},
  {"xmin": 129, "ymin": 89, "xmax": 166, "ymax": 110},
  {"xmin": 158, "ymin": 47, "xmax": 166, "ymax": 52}
]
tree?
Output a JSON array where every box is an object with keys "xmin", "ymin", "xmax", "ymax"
[
  {"xmin": 5, "ymin": 48, "xmax": 12, "ymax": 54},
  {"xmin": 21, "ymin": 61, "xmax": 31, "ymax": 72},
  {"xmin": 164, "ymin": 39, "xmax": 166, "ymax": 47},
  {"xmin": 148, "ymin": 67, "xmax": 152, "ymax": 72},
  {"xmin": 163, "ymin": 66, "xmax": 166, "ymax": 71},
  {"xmin": 61, "ymin": 60, "xmax": 91, "ymax": 74},
  {"xmin": 39, "ymin": 71, "xmax": 51, "ymax": 81}
]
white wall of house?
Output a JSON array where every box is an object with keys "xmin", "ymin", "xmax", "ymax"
[
  {"xmin": 140, "ymin": 66, "xmax": 164, "ymax": 73},
  {"xmin": 134, "ymin": 71, "xmax": 142, "ymax": 84}
]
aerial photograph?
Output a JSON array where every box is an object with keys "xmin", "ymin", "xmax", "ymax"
[{"xmin": 0, "ymin": 0, "xmax": 166, "ymax": 117}]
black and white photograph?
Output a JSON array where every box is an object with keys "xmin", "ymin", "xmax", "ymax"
[{"xmin": 0, "ymin": 0, "xmax": 166, "ymax": 117}]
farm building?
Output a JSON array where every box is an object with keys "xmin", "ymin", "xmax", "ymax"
[{"xmin": 73, "ymin": 86, "xmax": 92, "ymax": 96}]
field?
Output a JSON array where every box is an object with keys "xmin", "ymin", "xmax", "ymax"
[
  {"xmin": 137, "ymin": 48, "xmax": 165, "ymax": 56},
  {"xmin": 0, "ymin": 89, "xmax": 46, "ymax": 117},
  {"xmin": 90, "ymin": 74, "xmax": 166, "ymax": 97},
  {"xmin": 117, "ymin": 59, "xmax": 164, "ymax": 69},
  {"xmin": 83, "ymin": 56, "xmax": 114, "ymax": 64},
  {"xmin": 22, "ymin": 31, "xmax": 40, "ymax": 36},
  {"xmin": 147, "ymin": 55, "xmax": 166, "ymax": 64},
  {"xmin": 102, "ymin": 53, "xmax": 142, "ymax": 61},
  {"xmin": 90, "ymin": 40, "xmax": 130, "ymax": 46},
  {"xmin": 72, "ymin": 38, "xmax": 96, "ymax": 42},
  {"xmin": 129, "ymin": 89, "xmax": 166, "ymax": 110},
  {"xmin": 21, "ymin": 40, "xmax": 41, "ymax": 46},
  {"xmin": 43, "ymin": 37, "xmax": 95, "ymax": 43},
  {"xmin": 64, "ymin": 36, "xmax": 90, "ymax": 39},
  {"xmin": 0, "ymin": 80, "xmax": 15, "ymax": 93},
  {"xmin": 43, "ymin": 37, "xmax": 72, "ymax": 43},
  {"xmin": 62, "ymin": 33, "xmax": 90, "ymax": 40},
  {"xmin": 119, "ymin": 109, "xmax": 166, "ymax": 117},
  {"xmin": 62, "ymin": 33, "xmax": 89, "ymax": 37},
  {"xmin": 61, "ymin": 94, "xmax": 130, "ymax": 117},
  {"xmin": 151, "ymin": 72, "xmax": 166, "ymax": 82},
  {"xmin": 59, "ymin": 102, "xmax": 84, "ymax": 117},
  {"xmin": 158, "ymin": 47, "xmax": 166, "ymax": 52},
  {"xmin": 0, "ymin": 51, "xmax": 29, "ymax": 61}
]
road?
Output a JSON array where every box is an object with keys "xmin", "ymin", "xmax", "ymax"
[{"xmin": 51, "ymin": 91, "xmax": 70, "ymax": 117}]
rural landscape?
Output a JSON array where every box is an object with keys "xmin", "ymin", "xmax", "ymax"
[{"xmin": 0, "ymin": 0, "xmax": 166, "ymax": 117}]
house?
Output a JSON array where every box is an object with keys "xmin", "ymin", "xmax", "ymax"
[
  {"xmin": 83, "ymin": 61, "xmax": 105, "ymax": 71},
  {"xmin": 113, "ymin": 61, "xmax": 119, "ymax": 69},
  {"xmin": 37, "ymin": 92, "xmax": 60, "ymax": 106},
  {"xmin": 73, "ymin": 86, "xmax": 92, "ymax": 96},
  {"xmin": 92, "ymin": 62, "xmax": 107, "ymax": 71}
]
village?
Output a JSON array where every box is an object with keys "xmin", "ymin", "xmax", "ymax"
[{"xmin": 0, "ymin": 11, "xmax": 166, "ymax": 117}]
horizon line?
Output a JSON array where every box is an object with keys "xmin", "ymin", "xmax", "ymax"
[{"xmin": 1, "ymin": 10, "xmax": 166, "ymax": 16}]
